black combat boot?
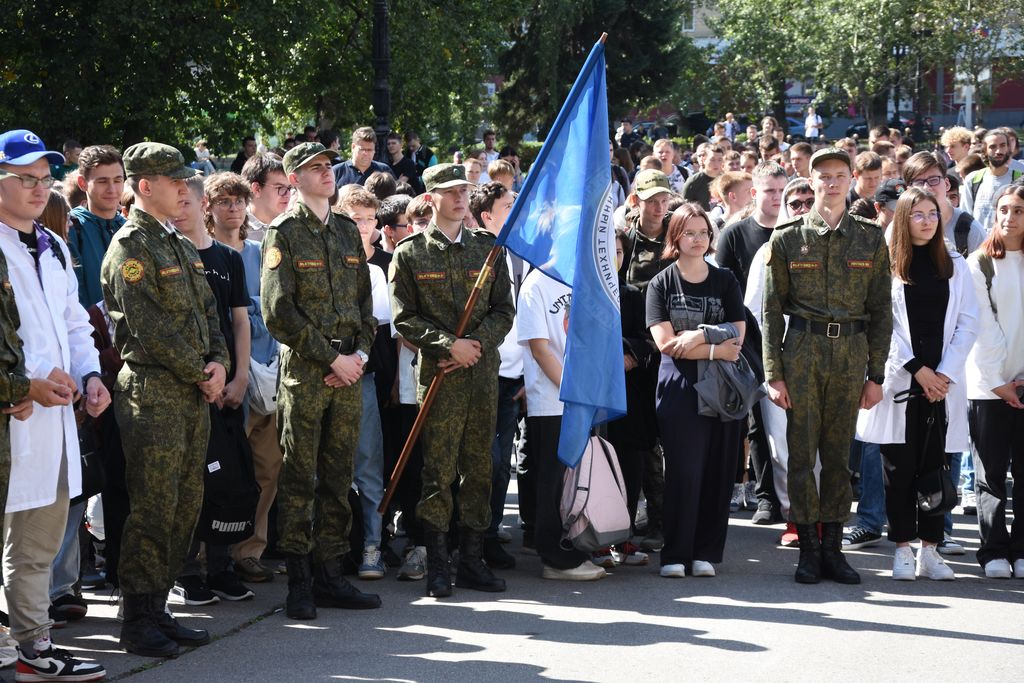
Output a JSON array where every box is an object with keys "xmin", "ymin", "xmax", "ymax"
[
  {"xmin": 820, "ymin": 522, "xmax": 861, "ymax": 584},
  {"xmin": 150, "ymin": 591, "xmax": 210, "ymax": 646},
  {"xmin": 482, "ymin": 536, "xmax": 516, "ymax": 570},
  {"xmin": 119, "ymin": 593, "xmax": 179, "ymax": 658},
  {"xmin": 312, "ymin": 555, "xmax": 382, "ymax": 609},
  {"xmin": 284, "ymin": 554, "xmax": 317, "ymax": 620},
  {"xmin": 424, "ymin": 531, "xmax": 452, "ymax": 598},
  {"xmin": 794, "ymin": 524, "xmax": 822, "ymax": 584},
  {"xmin": 455, "ymin": 529, "xmax": 507, "ymax": 592}
]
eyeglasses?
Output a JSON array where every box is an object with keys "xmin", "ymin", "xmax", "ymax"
[
  {"xmin": 910, "ymin": 176, "xmax": 944, "ymax": 188},
  {"xmin": 266, "ymin": 183, "xmax": 292, "ymax": 197},
  {"xmin": 909, "ymin": 211, "xmax": 940, "ymax": 223},
  {"xmin": 0, "ymin": 169, "xmax": 55, "ymax": 189},
  {"xmin": 682, "ymin": 231, "xmax": 711, "ymax": 241},
  {"xmin": 212, "ymin": 197, "xmax": 247, "ymax": 209},
  {"xmin": 787, "ymin": 198, "xmax": 815, "ymax": 211}
]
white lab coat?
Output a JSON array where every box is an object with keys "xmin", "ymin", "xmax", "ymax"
[
  {"xmin": 0, "ymin": 223, "xmax": 100, "ymax": 512},
  {"xmin": 856, "ymin": 252, "xmax": 979, "ymax": 452}
]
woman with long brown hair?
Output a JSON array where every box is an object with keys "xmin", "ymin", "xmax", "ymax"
[
  {"xmin": 965, "ymin": 183, "xmax": 1024, "ymax": 579},
  {"xmin": 858, "ymin": 186, "xmax": 979, "ymax": 580},
  {"xmin": 646, "ymin": 203, "xmax": 746, "ymax": 578}
]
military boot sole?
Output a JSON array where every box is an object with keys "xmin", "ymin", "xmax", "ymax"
[
  {"xmin": 120, "ymin": 635, "xmax": 180, "ymax": 658},
  {"xmin": 455, "ymin": 576, "xmax": 507, "ymax": 592}
]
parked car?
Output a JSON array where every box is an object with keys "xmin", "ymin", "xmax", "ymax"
[{"xmin": 845, "ymin": 117, "xmax": 912, "ymax": 139}]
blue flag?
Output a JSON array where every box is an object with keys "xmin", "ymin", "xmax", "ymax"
[{"xmin": 496, "ymin": 38, "xmax": 625, "ymax": 467}]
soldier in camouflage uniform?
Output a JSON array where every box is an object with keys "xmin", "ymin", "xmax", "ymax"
[
  {"xmin": 762, "ymin": 148, "xmax": 893, "ymax": 585},
  {"xmin": 390, "ymin": 163, "xmax": 515, "ymax": 597},
  {"xmin": 100, "ymin": 143, "xmax": 229, "ymax": 657},
  {"xmin": 260, "ymin": 142, "xmax": 381, "ymax": 620}
]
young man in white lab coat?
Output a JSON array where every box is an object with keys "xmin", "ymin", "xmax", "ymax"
[{"xmin": 0, "ymin": 129, "xmax": 110, "ymax": 682}]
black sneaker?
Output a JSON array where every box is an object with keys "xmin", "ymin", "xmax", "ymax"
[
  {"xmin": 207, "ymin": 571, "xmax": 255, "ymax": 601},
  {"xmin": 50, "ymin": 595, "xmax": 87, "ymax": 622},
  {"xmin": 15, "ymin": 645, "xmax": 105, "ymax": 681},
  {"xmin": 171, "ymin": 575, "xmax": 220, "ymax": 606},
  {"xmin": 46, "ymin": 606, "xmax": 68, "ymax": 630},
  {"xmin": 751, "ymin": 500, "xmax": 781, "ymax": 525},
  {"xmin": 841, "ymin": 526, "xmax": 883, "ymax": 550}
]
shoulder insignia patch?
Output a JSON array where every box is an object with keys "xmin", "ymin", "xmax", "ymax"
[
  {"xmin": 416, "ymin": 271, "xmax": 446, "ymax": 282},
  {"xmin": 192, "ymin": 259, "xmax": 204, "ymax": 270},
  {"xmin": 160, "ymin": 265, "xmax": 183, "ymax": 278},
  {"xmin": 265, "ymin": 247, "xmax": 283, "ymax": 270},
  {"xmin": 121, "ymin": 258, "xmax": 145, "ymax": 283}
]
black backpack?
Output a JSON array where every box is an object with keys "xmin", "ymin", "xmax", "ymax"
[
  {"xmin": 195, "ymin": 407, "xmax": 261, "ymax": 545},
  {"xmin": 952, "ymin": 212, "xmax": 974, "ymax": 257}
]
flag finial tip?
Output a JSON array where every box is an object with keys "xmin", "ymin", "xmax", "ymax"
[{"xmin": 599, "ymin": 33, "xmax": 608, "ymax": 44}]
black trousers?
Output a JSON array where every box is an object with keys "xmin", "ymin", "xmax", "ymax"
[
  {"xmin": 526, "ymin": 415, "xmax": 588, "ymax": 570},
  {"xmin": 656, "ymin": 358, "xmax": 741, "ymax": 566},
  {"xmin": 748, "ymin": 402, "xmax": 779, "ymax": 504},
  {"xmin": 968, "ymin": 399, "xmax": 1024, "ymax": 566},
  {"xmin": 394, "ymin": 404, "xmax": 425, "ymax": 546},
  {"xmin": 880, "ymin": 397, "xmax": 946, "ymax": 544}
]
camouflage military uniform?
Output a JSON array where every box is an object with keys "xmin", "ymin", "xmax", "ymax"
[
  {"xmin": 0, "ymin": 251, "xmax": 31, "ymax": 519},
  {"xmin": 101, "ymin": 205, "xmax": 229, "ymax": 594},
  {"xmin": 389, "ymin": 223, "xmax": 514, "ymax": 533},
  {"xmin": 261, "ymin": 200, "xmax": 375, "ymax": 560},
  {"xmin": 762, "ymin": 210, "xmax": 892, "ymax": 525}
]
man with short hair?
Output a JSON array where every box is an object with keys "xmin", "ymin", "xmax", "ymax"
[
  {"xmin": 682, "ymin": 144, "xmax": 723, "ymax": 210},
  {"xmin": 903, "ymin": 151, "xmax": 985, "ymax": 256},
  {"xmin": 50, "ymin": 139, "xmax": 82, "ymax": 181},
  {"xmin": 940, "ymin": 126, "xmax": 973, "ymax": 171},
  {"xmin": 481, "ymin": 130, "xmax": 500, "ymax": 164},
  {"xmin": 789, "ymin": 142, "xmax": 812, "ymax": 179},
  {"xmin": 385, "ymin": 133, "xmax": 424, "ymax": 194},
  {"xmin": 261, "ymin": 142, "xmax": 381, "ymax": 618},
  {"xmin": 231, "ymin": 136, "xmax": 257, "ymax": 174},
  {"xmin": 332, "ymin": 127, "xmax": 394, "ymax": 188},
  {"xmin": 619, "ymin": 118, "xmax": 643, "ymax": 149},
  {"xmin": 723, "ymin": 112, "xmax": 740, "ymax": 141},
  {"xmin": 378, "ymin": 194, "xmax": 413, "ymax": 253},
  {"xmin": 848, "ymin": 151, "xmax": 883, "ymax": 205},
  {"xmin": 654, "ymin": 139, "xmax": 686, "ymax": 193},
  {"xmin": 0, "ymin": 128, "xmax": 108, "ymax": 681},
  {"xmin": 68, "ymin": 145, "xmax": 127, "ymax": 307},
  {"xmin": 316, "ymin": 129, "xmax": 341, "ymax": 151},
  {"xmin": 101, "ymin": 141, "xmax": 228, "ymax": 657},
  {"xmin": 403, "ymin": 131, "xmax": 436, "ymax": 178},
  {"xmin": 763, "ymin": 148, "xmax": 892, "ymax": 585},
  {"xmin": 961, "ymin": 129, "xmax": 1024, "ymax": 230},
  {"xmin": 868, "ymin": 125, "xmax": 890, "ymax": 146},
  {"xmin": 241, "ymin": 153, "xmax": 291, "ymax": 243}
]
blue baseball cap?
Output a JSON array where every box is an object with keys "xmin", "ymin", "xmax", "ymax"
[{"xmin": 0, "ymin": 129, "xmax": 65, "ymax": 166}]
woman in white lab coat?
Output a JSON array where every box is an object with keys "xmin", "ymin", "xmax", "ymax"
[{"xmin": 857, "ymin": 187, "xmax": 978, "ymax": 581}]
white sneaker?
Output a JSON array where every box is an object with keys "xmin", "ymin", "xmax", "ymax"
[
  {"xmin": 892, "ymin": 546, "xmax": 916, "ymax": 581},
  {"xmin": 960, "ymin": 489, "xmax": 977, "ymax": 514},
  {"xmin": 1014, "ymin": 559, "xmax": 1024, "ymax": 578},
  {"xmin": 542, "ymin": 560, "xmax": 606, "ymax": 581},
  {"xmin": 660, "ymin": 563, "xmax": 685, "ymax": 578},
  {"xmin": 984, "ymin": 558, "xmax": 1012, "ymax": 579},
  {"xmin": 0, "ymin": 625, "xmax": 18, "ymax": 668},
  {"xmin": 691, "ymin": 560, "xmax": 716, "ymax": 577},
  {"xmin": 917, "ymin": 545, "xmax": 955, "ymax": 581}
]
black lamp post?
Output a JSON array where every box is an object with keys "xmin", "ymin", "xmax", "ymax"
[{"xmin": 371, "ymin": 0, "xmax": 391, "ymax": 162}]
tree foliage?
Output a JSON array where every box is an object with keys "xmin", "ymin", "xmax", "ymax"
[{"xmin": 494, "ymin": 0, "xmax": 705, "ymax": 145}]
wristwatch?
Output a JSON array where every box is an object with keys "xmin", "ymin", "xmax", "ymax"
[
  {"xmin": 868, "ymin": 375, "xmax": 884, "ymax": 385},
  {"xmin": 356, "ymin": 350, "xmax": 369, "ymax": 364}
]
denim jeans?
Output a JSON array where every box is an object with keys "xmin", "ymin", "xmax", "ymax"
[
  {"xmin": 49, "ymin": 500, "xmax": 86, "ymax": 600},
  {"xmin": 959, "ymin": 451, "xmax": 975, "ymax": 493},
  {"xmin": 944, "ymin": 451, "xmax": 962, "ymax": 536},
  {"xmin": 853, "ymin": 440, "xmax": 886, "ymax": 534},
  {"xmin": 353, "ymin": 373, "xmax": 384, "ymax": 548},
  {"xmin": 487, "ymin": 377, "xmax": 522, "ymax": 538}
]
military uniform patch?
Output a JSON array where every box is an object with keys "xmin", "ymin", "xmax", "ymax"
[
  {"xmin": 344, "ymin": 255, "xmax": 360, "ymax": 267},
  {"xmin": 387, "ymin": 260, "xmax": 397, "ymax": 282},
  {"xmin": 192, "ymin": 259, "xmax": 205, "ymax": 271},
  {"xmin": 159, "ymin": 265, "xmax": 183, "ymax": 278},
  {"xmin": 296, "ymin": 259, "xmax": 325, "ymax": 270},
  {"xmin": 847, "ymin": 260, "xmax": 873, "ymax": 269},
  {"xmin": 790, "ymin": 261, "xmax": 821, "ymax": 270},
  {"xmin": 416, "ymin": 271, "xmax": 446, "ymax": 282},
  {"xmin": 2, "ymin": 280, "xmax": 11, "ymax": 291},
  {"xmin": 121, "ymin": 258, "xmax": 145, "ymax": 283},
  {"xmin": 265, "ymin": 247, "xmax": 283, "ymax": 270}
]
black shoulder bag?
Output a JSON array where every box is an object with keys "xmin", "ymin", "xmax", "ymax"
[{"xmin": 893, "ymin": 389, "xmax": 957, "ymax": 515}]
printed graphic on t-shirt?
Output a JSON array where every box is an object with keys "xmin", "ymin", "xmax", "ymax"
[{"xmin": 667, "ymin": 293, "xmax": 724, "ymax": 333}]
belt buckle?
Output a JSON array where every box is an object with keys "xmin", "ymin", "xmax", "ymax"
[
  {"xmin": 826, "ymin": 323, "xmax": 840, "ymax": 339},
  {"xmin": 329, "ymin": 338, "xmax": 343, "ymax": 350}
]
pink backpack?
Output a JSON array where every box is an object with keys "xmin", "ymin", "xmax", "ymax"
[{"xmin": 560, "ymin": 436, "xmax": 631, "ymax": 552}]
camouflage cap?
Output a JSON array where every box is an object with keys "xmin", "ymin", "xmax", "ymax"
[
  {"xmin": 122, "ymin": 142, "xmax": 196, "ymax": 179},
  {"xmin": 809, "ymin": 148, "xmax": 852, "ymax": 171},
  {"xmin": 283, "ymin": 142, "xmax": 339, "ymax": 175},
  {"xmin": 634, "ymin": 169, "xmax": 672, "ymax": 200},
  {"xmin": 423, "ymin": 163, "xmax": 474, "ymax": 192}
]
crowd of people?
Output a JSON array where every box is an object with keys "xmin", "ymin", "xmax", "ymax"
[{"xmin": 0, "ymin": 114, "xmax": 1019, "ymax": 681}]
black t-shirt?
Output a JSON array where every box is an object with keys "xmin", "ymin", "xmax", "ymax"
[
  {"xmin": 682, "ymin": 172, "xmax": 715, "ymax": 211},
  {"xmin": 715, "ymin": 216, "xmax": 773, "ymax": 295},
  {"xmin": 198, "ymin": 241, "xmax": 248, "ymax": 379},
  {"xmin": 389, "ymin": 156, "xmax": 424, "ymax": 193}
]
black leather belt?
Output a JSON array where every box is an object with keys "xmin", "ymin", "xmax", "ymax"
[
  {"xmin": 789, "ymin": 316, "xmax": 866, "ymax": 339},
  {"xmin": 328, "ymin": 336, "xmax": 357, "ymax": 354}
]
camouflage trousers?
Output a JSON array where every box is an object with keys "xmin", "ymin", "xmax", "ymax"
[
  {"xmin": 0, "ymin": 418, "xmax": 8, "ymax": 531},
  {"xmin": 275, "ymin": 347, "xmax": 361, "ymax": 560},
  {"xmin": 115, "ymin": 369, "xmax": 209, "ymax": 594},
  {"xmin": 781, "ymin": 330, "xmax": 867, "ymax": 525},
  {"xmin": 417, "ymin": 360, "xmax": 499, "ymax": 534}
]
